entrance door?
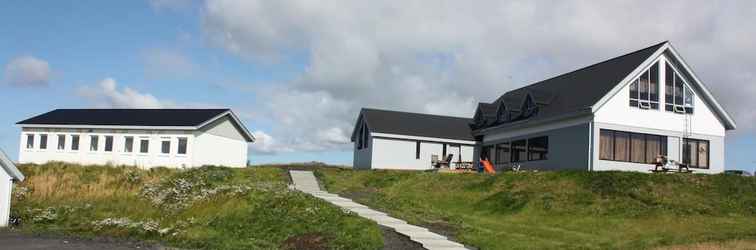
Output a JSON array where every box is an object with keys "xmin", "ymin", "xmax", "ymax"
[{"xmin": 667, "ymin": 137, "xmax": 681, "ymax": 162}]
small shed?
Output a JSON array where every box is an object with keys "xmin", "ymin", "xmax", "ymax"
[{"xmin": 0, "ymin": 149, "xmax": 24, "ymax": 227}]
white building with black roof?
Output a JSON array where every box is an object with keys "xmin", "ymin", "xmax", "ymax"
[
  {"xmin": 352, "ymin": 108, "xmax": 475, "ymax": 170},
  {"xmin": 16, "ymin": 109, "xmax": 255, "ymax": 168},
  {"xmin": 354, "ymin": 41, "xmax": 736, "ymax": 173}
]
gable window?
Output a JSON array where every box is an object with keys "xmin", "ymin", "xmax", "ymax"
[
  {"xmin": 683, "ymin": 138, "xmax": 709, "ymax": 169},
  {"xmin": 497, "ymin": 102, "xmax": 508, "ymax": 122},
  {"xmin": 57, "ymin": 134, "xmax": 66, "ymax": 150},
  {"xmin": 178, "ymin": 137, "xmax": 188, "ymax": 155},
  {"xmin": 362, "ymin": 124, "xmax": 369, "ymax": 149},
  {"xmin": 104, "ymin": 136, "xmax": 114, "ymax": 152},
  {"xmin": 665, "ymin": 62, "xmax": 695, "ymax": 114},
  {"xmin": 39, "ymin": 134, "xmax": 48, "ymax": 150},
  {"xmin": 527, "ymin": 137, "xmax": 548, "ymax": 161},
  {"xmin": 629, "ymin": 62, "xmax": 659, "ymax": 109},
  {"xmin": 26, "ymin": 134, "xmax": 34, "ymax": 149},
  {"xmin": 357, "ymin": 124, "xmax": 364, "ymax": 149},
  {"xmin": 124, "ymin": 136, "xmax": 134, "ymax": 153},
  {"xmin": 71, "ymin": 135, "xmax": 80, "ymax": 151},
  {"xmin": 522, "ymin": 95, "xmax": 538, "ymax": 118},
  {"xmin": 90, "ymin": 135, "xmax": 99, "ymax": 151}
]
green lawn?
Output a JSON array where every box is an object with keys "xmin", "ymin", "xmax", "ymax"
[
  {"xmin": 315, "ymin": 168, "xmax": 756, "ymax": 250},
  {"xmin": 10, "ymin": 163, "xmax": 383, "ymax": 250}
]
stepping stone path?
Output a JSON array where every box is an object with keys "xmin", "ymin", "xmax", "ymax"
[{"xmin": 289, "ymin": 170, "xmax": 469, "ymax": 250}]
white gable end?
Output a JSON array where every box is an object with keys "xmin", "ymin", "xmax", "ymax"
[{"xmin": 595, "ymin": 54, "xmax": 725, "ymax": 137}]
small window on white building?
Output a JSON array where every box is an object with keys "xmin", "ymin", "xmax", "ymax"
[
  {"xmin": 90, "ymin": 135, "xmax": 99, "ymax": 151},
  {"xmin": 140, "ymin": 138, "xmax": 149, "ymax": 153},
  {"xmin": 629, "ymin": 62, "xmax": 659, "ymax": 109},
  {"xmin": 124, "ymin": 136, "xmax": 134, "ymax": 153},
  {"xmin": 71, "ymin": 135, "xmax": 80, "ymax": 151},
  {"xmin": 161, "ymin": 138, "xmax": 171, "ymax": 154},
  {"xmin": 104, "ymin": 136, "xmax": 114, "ymax": 152},
  {"xmin": 177, "ymin": 137, "xmax": 188, "ymax": 155},
  {"xmin": 57, "ymin": 134, "xmax": 66, "ymax": 150},
  {"xmin": 26, "ymin": 134, "xmax": 34, "ymax": 149},
  {"xmin": 39, "ymin": 134, "xmax": 48, "ymax": 150}
]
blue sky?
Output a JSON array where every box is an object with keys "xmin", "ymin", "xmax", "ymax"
[{"xmin": 1, "ymin": 1, "xmax": 755, "ymax": 171}]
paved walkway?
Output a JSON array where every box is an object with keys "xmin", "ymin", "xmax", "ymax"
[{"xmin": 289, "ymin": 170, "xmax": 469, "ymax": 250}]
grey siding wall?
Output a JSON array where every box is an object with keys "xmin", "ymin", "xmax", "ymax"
[
  {"xmin": 353, "ymin": 136, "xmax": 373, "ymax": 169},
  {"xmin": 481, "ymin": 123, "xmax": 591, "ymax": 171}
]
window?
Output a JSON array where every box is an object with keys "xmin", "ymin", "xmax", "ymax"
[
  {"xmin": 630, "ymin": 133, "xmax": 645, "ymax": 163},
  {"xmin": 511, "ymin": 140, "xmax": 527, "ymax": 162},
  {"xmin": 104, "ymin": 136, "xmax": 114, "ymax": 152},
  {"xmin": 497, "ymin": 102, "xmax": 509, "ymax": 122},
  {"xmin": 599, "ymin": 129, "xmax": 667, "ymax": 164},
  {"xmin": 522, "ymin": 95, "xmax": 538, "ymax": 118},
  {"xmin": 357, "ymin": 125, "xmax": 364, "ymax": 149},
  {"xmin": 495, "ymin": 142, "xmax": 510, "ymax": 165},
  {"xmin": 71, "ymin": 135, "xmax": 80, "ymax": 151},
  {"xmin": 665, "ymin": 62, "xmax": 695, "ymax": 114},
  {"xmin": 39, "ymin": 134, "xmax": 48, "ymax": 150},
  {"xmin": 90, "ymin": 135, "xmax": 99, "ymax": 151},
  {"xmin": 527, "ymin": 137, "xmax": 548, "ymax": 161},
  {"xmin": 629, "ymin": 62, "xmax": 659, "ymax": 109},
  {"xmin": 124, "ymin": 136, "xmax": 134, "ymax": 153},
  {"xmin": 599, "ymin": 130, "xmax": 614, "ymax": 160},
  {"xmin": 57, "ymin": 135, "xmax": 66, "ymax": 150},
  {"xmin": 178, "ymin": 137, "xmax": 188, "ymax": 155},
  {"xmin": 26, "ymin": 134, "xmax": 34, "ymax": 149},
  {"xmin": 140, "ymin": 139, "xmax": 149, "ymax": 153},
  {"xmin": 683, "ymin": 138, "xmax": 709, "ymax": 169},
  {"xmin": 442, "ymin": 144, "xmax": 447, "ymax": 157},
  {"xmin": 161, "ymin": 138, "xmax": 171, "ymax": 154},
  {"xmin": 363, "ymin": 124, "xmax": 369, "ymax": 149},
  {"xmin": 415, "ymin": 141, "xmax": 421, "ymax": 159}
]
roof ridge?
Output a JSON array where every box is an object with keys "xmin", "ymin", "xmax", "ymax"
[
  {"xmin": 361, "ymin": 107, "xmax": 472, "ymax": 120},
  {"xmin": 496, "ymin": 41, "xmax": 668, "ymax": 102}
]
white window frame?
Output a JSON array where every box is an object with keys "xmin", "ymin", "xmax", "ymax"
[
  {"xmin": 71, "ymin": 134, "xmax": 80, "ymax": 151},
  {"xmin": 25, "ymin": 134, "xmax": 35, "ymax": 150},
  {"xmin": 629, "ymin": 60, "xmax": 660, "ymax": 110},
  {"xmin": 57, "ymin": 134, "xmax": 66, "ymax": 151},
  {"xmin": 89, "ymin": 135, "xmax": 99, "ymax": 152},
  {"xmin": 124, "ymin": 136, "xmax": 134, "ymax": 153},
  {"xmin": 39, "ymin": 134, "xmax": 48, "ymax": 150},
  {"xmin": 139, "ymin": 137, "xmax": 150, "ymax": 155},
  {"xmin": 177, "ymin": 137, "xmax": 188, "ymax": 156},
  {"xmin": 104, "ymin": 135, "xmax": 114, "ymax": 153},
  {"xmin": 160, "ymin": 137, "xmax": 171, "ymax": 155},
  {"xmin": 665, "ymin": 61, "xmax": 695, "ymax": 114}
]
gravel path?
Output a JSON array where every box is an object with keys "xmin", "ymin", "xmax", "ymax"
[{"xmin": 0, "ymin": 230, "xmax": 164, "ymax": 250}]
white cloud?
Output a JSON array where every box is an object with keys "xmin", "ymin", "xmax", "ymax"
[
  {"xmin": 3, "ymin": 56, "xmax": 51, "ymax": 87},
  {"xmin": 142, "ymin": 48, "xmax": 197, "ymax": 79},
  {"xmin": 201, "ymin": 0, "xmax": 756, "ymax": 154},
  {"xmin": 77, "ymin": 78, "xmax": 170, "ymax": 108}
]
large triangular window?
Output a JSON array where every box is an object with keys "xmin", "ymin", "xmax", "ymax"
[
  {"xmin": 665, "ymin": 62, "xmax": 694, "ymax": 114},
  {"xmin": 629, "ymin": 61, "xmax": 660, "ymax": 109}
]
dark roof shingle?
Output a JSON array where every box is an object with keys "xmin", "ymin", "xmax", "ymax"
[
  {"xmin": 17, "ymin": 109, "xmax": 230, "ymax": 127},
  {"xmin": 360, "ymin": 108, "xmax": 474, "ymax": 141},
  {"xmin": 477, "ymin": 41, "xmax": 667, "ymax": 129}
]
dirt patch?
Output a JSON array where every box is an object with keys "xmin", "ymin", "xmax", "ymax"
[{"xmin": 281, "ymin": 233, "xmax": 329, "ymax": 250}]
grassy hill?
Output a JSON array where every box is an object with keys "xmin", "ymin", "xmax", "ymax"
[
  {"xmin": 10, "ymin": 163, "xmax": 383, "ymax": 250},
  {"xmin": 315, "ymin": 168, "xmax": 756, "ymax": 250}
]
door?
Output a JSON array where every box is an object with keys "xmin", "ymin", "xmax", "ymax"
[{"xmin": 667, "ymin": 136, "xmax": 681, "ymax": 162}]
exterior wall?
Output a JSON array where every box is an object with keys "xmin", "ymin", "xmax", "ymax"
[
  {"xmin": 592, "ymin": 122, "xmax": 725, "ymax": 174},
  {"xmin": 193, "ymin": 117, "xmax": 249, "ymax": 168},
  {"xmin": 19, "ymin": 127, "xmax": 195, "ymax": 168},
  {"xmin": 18, "ymin": 120, "xmax": 250, "ymax": 168},
  {"xmin": 353, "ymin": 135, "xmax": 373, "ymax": 170},
  {"xmin": 480, "ymin": 121, "xmax": 591, "ymax": 171},
  {"xmin": 0, "ymin": 170, "xmax": 11, "ymax": 227},
  {"xmin": 370, "ymin": 137, "xmax": 474, "ymax": 170}
]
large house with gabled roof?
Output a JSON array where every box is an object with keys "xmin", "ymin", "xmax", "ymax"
[
  {"xmin": 17, "ymin": 109, "xmax": 255, "ymax": 168},
  {"xmin": 353, "ymin": 41, "xmax": 736, "ymax": 173}
]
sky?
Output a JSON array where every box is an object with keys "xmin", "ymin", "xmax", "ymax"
[{"xmin": 1, "ymin": 0, "xmax": 755, "ymax": 170}]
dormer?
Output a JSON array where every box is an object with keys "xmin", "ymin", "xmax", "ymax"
[
  {"xmin": 520, "ymin": 93, "xmax": 539, "ymax": 118},
  {"xmin": 496, "ymin": 101, "xmax": 509, "ymax": 122}
]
